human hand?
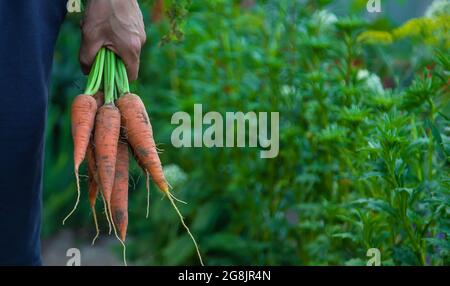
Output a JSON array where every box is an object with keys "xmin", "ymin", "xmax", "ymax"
[{"xmin": 79, "ymin": 0, "xmax": 146, "ymax": 82}]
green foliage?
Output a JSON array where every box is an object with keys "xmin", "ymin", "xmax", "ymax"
[{"xmin": 45, "ymin": 0, "xmax": 449, "ymax": 265}]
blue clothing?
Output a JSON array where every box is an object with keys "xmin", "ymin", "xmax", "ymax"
[{"xmin": 0, "ymin": 0, "xmax": 67, "ymax": 265}]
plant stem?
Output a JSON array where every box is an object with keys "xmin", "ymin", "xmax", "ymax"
[
  {"xmin": 85, "ymin": 48, "xmax": 105, "ymax": 95},
  {"xmin": 104, "ymin": 49, "xmax": 116, "ymax": 104},
  {"xmin": 115, "ymin": 57, "xmax": 130, "ymax": 96},
  {"xmin": 118, "ymin": 58, "xmax": 130, "ymax": 94},
  {"xmin": 91, "ymin": 48, "xmax": 106, "ymax": 94}
]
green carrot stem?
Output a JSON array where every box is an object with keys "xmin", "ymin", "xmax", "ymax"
[
  {"xmin": 84, "ymin": 49, "xmax": 103, "ymax": 95},
  {"xmin": 115, "ymin": 57, "xmax": 124, "ymax": 96},
  {"xmin": 110, "ymin": 51, "xmax": 116, "ymax": 101},
  {"xmin": 104, "ymin": 49, "xmax": 116, "ymax": 104},
  {"xmin": 114, "ymin": 57, "xmax": 130, "ymax": 96},
  {"xmin": 91, "ymin": 48, "xmax": 106, "ymax": 94},
  {"xmin": 119, "ymin": 60, "xmax": 130, "ymax": 93},
  {"xmin": 103, "ymin": 50, "xmax": 109, "ymax": 103}
]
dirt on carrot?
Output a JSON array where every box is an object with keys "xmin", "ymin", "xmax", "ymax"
[
  {"xmin": 111, "ymin": 139, "xmax": 129, "ymax": 242},
  {"xmin": 116, "ymin": 94, "xmax": 168, "ymax": 193},
  {"xmin": 86, "ymin": 141, "xmax": 100, "ymax": 244},
  {"xmin": 94, "ymin": 104, "xmax": 121, "ymax": 207}
]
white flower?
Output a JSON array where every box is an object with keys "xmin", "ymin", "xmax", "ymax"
[
  {"xmin": 425, "ymin": 0, "xmax": 450, "ymax": 18},
  {"xmin": 312, "ymin": 10, "xmax": 338, "ymax": 28},
  {"xmin": 357, "ymin": 69, "xmax": 384, "ymax": 94}
]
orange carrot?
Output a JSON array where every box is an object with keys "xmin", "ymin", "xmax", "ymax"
[
  {"xmin": 86, "ymin": 142, "xmax": 100, "ymax": 244},
  {"xmin": 88, "ymin": 91, "xmax": 104, "ymax": 209},
  {"xmin": 94, "ymin": 104, "xmax": 121, "ymax": 207},
  {"xmin": 63, "ymin": 94, "xmax": 97, "ymax": 225},
  {"xmin": 89, "ymin": 90, "xmax": 104, "ymax": 210},
  {"xmin": 111, "ymin": 139, "xmax": 129, "ymax": 242},
  {"xmin": 72, "ymin": 94, "xmax": 97, "ymax": 172},
  {"xmin": 116, "ymin": 94, "xmax": 168, "ymax": 192},
  {"xmin": 87, "ymin": 142, "xmax": 98, "ymax": 208},
  {"xmin": 117, "ymin": 93, "xmax": 204, "ymax": 266},
  {"xmin": 88, "ymin": 91, "xmax": 115, "ymax": 237}
]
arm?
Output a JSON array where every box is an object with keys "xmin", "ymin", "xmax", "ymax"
[{"xmin": 79, "ymin": 0, "xmax": 146, "ymax": 82}]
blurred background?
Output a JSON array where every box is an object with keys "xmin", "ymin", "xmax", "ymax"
[{"xmin": 42, "ymin": 0, "xmax": 449, "ymax": 265}]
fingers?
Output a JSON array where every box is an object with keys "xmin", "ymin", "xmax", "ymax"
[
  {"xmin": 78, "ymin": 0, "xmax": 147, "ymax": 81},
  {"xmin": 112, "ymin": 36, "xmax": 143, "ymax": 82},
  {"xmin": 80, "ymin": 33, "xmax": 144, "ymax": 81},
  {"xmin": 79, "ymin": 26, "xmax": 104, "ymax": 76}
]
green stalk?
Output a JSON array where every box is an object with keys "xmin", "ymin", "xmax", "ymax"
[
  {"xmin": 110, "ymin": 51, "xmax": 116, "ymax": 101},
  {"xmin": 115, "ymin": 58, "xmax": 130, "ymax": 95},
  {"xmin": 121, "ymin": 61, "xmax": 130, "ymax": 93},
  {"xmin": 104, "ymin": 49, "xmax": 116, "ymax": 104},
  {"xmin": 115, "ymin": 58, "xmax": 124, "ymax": 96},
  {"xmin": 84, "ymin": 48, "xmax": 105, "ymax": 95},
  {"xmin": 84, "ymin": 48, "xmax": 106, "ymax": 95},
  {"xmin": 91, "ymin": 48, "xmax": 106, "ymax": 94},
  {"xmin": 103, "ymin": 50, "xmax": 110, "ymax": 102}
]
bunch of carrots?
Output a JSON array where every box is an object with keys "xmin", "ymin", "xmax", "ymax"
[{"xmin": 62, "ymin": 48, "xmax": 203, "ymax": 266}]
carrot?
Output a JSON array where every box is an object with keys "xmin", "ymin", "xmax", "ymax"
[
  {"xmin": 116, "ymin": 93, "xmax": 204, "ymax": 266},
  {"xmin": 72, "ymin": 95, "xmax": 97, "ymax": 169},
  {"xmin": 88, "ymin": 91, "xmax": 115, "ymax": 237},
  {"xmin": 64, "ymin": 48, "xmax": 105, "ymax": 225},
  {"xmin": 86, "ymin": 141, "xmax": 100, "ymax": 244},
  {"xmin": 111, "ymin": 139, "xmax": 129, "ymax": 242},
  {"xmin": 116, "ymin": 94, "xmax": 168, "ymax": 193},
  {"xmin": 94, "ymin": 104, "xmax": 121, "ymax": 207},
  {"xmin": 110, "ymin": 139, "xmax": 129, "ymax": 266},
  {"xmin": 63, "ymin": 94, "xmax": 97, "ymax": 225},
  {"xmin": 117, "ymin": 93, "xmax": 161, "ymax": 219}
]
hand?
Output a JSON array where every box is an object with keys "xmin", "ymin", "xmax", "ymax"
[{"xmin": 79, "ymin": 0, "xmax": 146, "ymax": 82}]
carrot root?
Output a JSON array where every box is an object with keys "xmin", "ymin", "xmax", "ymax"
[
  {"xmin": 146, "ymin": 171, "xmax": 150, "ymax": 219},
  {"xmin": 91, "ymin": 206, "xmax": 100, "ymax": 245},
  {"xmin": 108, "ymin": 204, "xmax": 127, "ymax": 266},
  {"xmin": 62, "ymin": 170, "xmax": 81, "ymax": 225},
  {"xmin": 101, "ymin": 193, "xmax": 112, "ymax": 235},
  {"xmin": 165, "ymin": 190, "xmax": 204, "ymax": 266}
]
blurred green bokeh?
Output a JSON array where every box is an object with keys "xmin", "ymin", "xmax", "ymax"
[{"xmin": 44, "ymin": 0, "xmax": 449, "ymax": 265}]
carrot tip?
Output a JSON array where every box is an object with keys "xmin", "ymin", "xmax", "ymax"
[
  {"xmin": 146, "ymin": 171, "xmax": 150, "ymax": 219},
  {"xmin": 109, "ymin": 203, "xmax": 128, "ymax": 266},
  {"xmin": 91, "ymin": 206, "xmax": 100, "ymax": 245},
  {"xmin": 101, "ymin": 192, "xmax": 113, "ymax": 235}
]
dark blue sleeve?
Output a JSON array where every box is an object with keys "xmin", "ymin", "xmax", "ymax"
[{"xmin": 0, "ymin": 0, "xmax": 67, "ymax": 265}]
